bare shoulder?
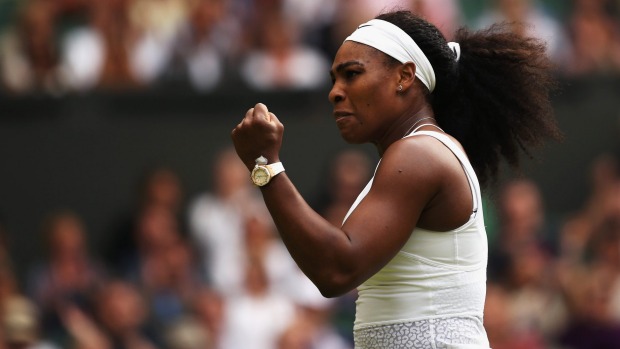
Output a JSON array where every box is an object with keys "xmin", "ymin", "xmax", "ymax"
[
  {"xmin": 379, "ymin": 133, "xmax": 475, "ymax": 230},
  {"xmin": 378, "ymin": 133, "xmax": 458, "ymax": 182},
  {"xmin": 371, "ymin": 135, "xmax": 450, "ymax": 204}
]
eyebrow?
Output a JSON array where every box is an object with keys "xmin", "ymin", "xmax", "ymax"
[{"xmin": 330, "ymin": 60, "xmax": 364, "ymax": 77}]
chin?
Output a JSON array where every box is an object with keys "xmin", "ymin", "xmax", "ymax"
[{"xmin": 339, "ymin": 132, "xmax": 366, "ymax": 145}]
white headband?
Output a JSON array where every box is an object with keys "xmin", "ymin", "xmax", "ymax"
[{"xmin": 345, "ymin": 19, "xmax": 436, "ymax": 92}]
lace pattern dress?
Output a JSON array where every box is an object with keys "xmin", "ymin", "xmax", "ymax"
[{"xmin": 355, "ymin": 317, "xmax": 488, "ymax": 349}]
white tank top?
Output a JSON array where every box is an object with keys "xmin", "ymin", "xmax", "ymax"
[{"xmin": 342, "ymin": 130, "xmax": 488, "ymax": 330}]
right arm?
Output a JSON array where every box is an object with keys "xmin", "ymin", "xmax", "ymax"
[{"xmin": 231, "ymin": 104, "xmax": 444, "ymax": 297}]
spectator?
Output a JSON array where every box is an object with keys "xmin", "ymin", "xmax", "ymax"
[
  {"xmin": 501, "ymin": 243, "xmax": 568, "ymax": 344},
  {"xmin": 277, "ymin": 318, "xmax": 313, "ymax": 349},
  {"xmin": 93, "ymin": 280, "xmax": 159, "ymax": 349},
  {"xmin": 488, "ymin": 178, "xmax": 554, "ymax": 283},
  {"xmin": 356, "ymin": 0, "xmax": 462, "ymax": 39},
  {"xmin": 406, "ymin": 0, "xmax": 462, "ymax": 39},
  {"xmin": 240, "ymin": 10, "xmax": 330, "ymax": 90},
  {"xmin": 564, "ymin": 0, "xmax": 620, "ymax": 76},
  {"xmin": 127, "ymin": 0, "xmax": 189, "ymax": 85},
  {"xmin": 1, "ymin": 295, "xmax": 60, "ymax": 349},
  {"xmin": 313, "ymin": 149, "xmax": 373, "ymax": 227},
  {"xmin": 485, "ymin": 178, "xmax": 572, "ymax": 345},
  {"xmin": 483, "ymin": 283, "xmax": 547, "ymax": 349},
  {"xmin": 475, "ymin": 0, "xmax": 570, "ymax": 65},
  {"xmin": 26, "ymin": 210, "xmax": 106, "ymax": 348},
  {"xmin": 559, "ymin": 154, "xmax": 620, "ymax": 266},
  {"xmin": 557, "ymin": 262, "xmax": 620, "ymax": 349},
  {"xmin": 188, "ymin": 147, "xmax": 263, "ymax": 294},
  {"xmin": 90, "ymin": 0, "xmax": 137, "ymax": 89},
  {"xmin": 314, "ymin": 0, "xmax": 374, "ymax": 60},
  {"xmin": 58, "ymin": 21, "xmax": 105, "ymax": 91},
  {"xmin": 0, "ymin": 221, "xmax": 18, "ymax": 308},
  {"xmin": 191, "ymin": 287, "xmax": 225, "ymax": 349},
  {"xmin": 139, "ymin": 234, "xmax": 204, "ymax": 330},
  {"xmin": 589, "ymin": 218, "xmax": 620, "ymax": 322},
  {"xmin": 281, "ymin": 277, "xmax": 352, "ymax": 349},
  {"xmin": 1, "ymin": 18, "xmax": 37, "ymax": 93},
  {"xmin": 104, "ymin": 166, "xmax": 185, "ymax": 275},
  {"xmin": 17, "ymin": 0, "xmax": 59, "ymax": 92},
  {"xmin": 163, "ymin": 0, "xmax": 241, "ymax": 91},
  {"xmin": 55, "ymin": 0, "xmax": 138, "ymax": 91},
  {"xmin": 118, "ymin": 202, "xmax": 204, "ymax": 333},
  {"xmin": 281, "ymin": 0, "xmax": 337, "ymax": 57},
  {"xmin": 219, "ymin": 259, "xmax": 296, "ymax": 349},
  {"xmin": 164, "ymin": 316, "xmax": 212, "ymax": 349},
  {"xmin": 55, "ymin": 0, "xmax": 105, "ymax": 92},
  {"xmin": 242, "ymin": 215, "xmax": 301, "ymax": 298},
  {"xmin": 277, "ymin": 313, "xmax": 336, "ymax": 349}
]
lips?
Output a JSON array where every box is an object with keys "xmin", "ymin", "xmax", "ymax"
[
  {"xmin": 333, "ymin": 111, "xmax": 353, "ymax": 120},
  {"xmin": 333, "ymin": 112, "xmax": 353, "ymax": 130}
]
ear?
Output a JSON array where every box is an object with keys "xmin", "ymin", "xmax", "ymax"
[{"xmin": 398, "ymin": 62, "xmax": 416, "ymax": 92}]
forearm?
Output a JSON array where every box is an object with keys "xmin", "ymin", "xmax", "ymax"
[
  {"xmin": 259, "ymin": 173, "xmax": 358, "ymax": 297},
  {"xmin": 230, "ymin": 103, "xmax": 362, "ymax": 295}
]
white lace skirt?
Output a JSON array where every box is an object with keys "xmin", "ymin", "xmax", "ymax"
[{"xmin": 354, "ymin": 317, "xmax": 490, "ymax": 349}]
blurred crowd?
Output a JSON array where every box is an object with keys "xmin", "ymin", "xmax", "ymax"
[
  {"xmin": 1, "ymin": 145, "xmax": 620, "ymax": 349},
  {"xmin": 2, "ymin": 0, "xmax": 620, "ymax": 349},
  {"xmin": 483, "ymin": 152, "xmax": 620, "ymax": 349},
  {"xmin": 0, "ymin": 146, "xmax": 368, "ymax": 349},
  {"xmin": 0, "ymin": 0, "xmax": 620, "ymax": 95}
]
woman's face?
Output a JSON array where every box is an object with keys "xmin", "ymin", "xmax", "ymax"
[{"xmin": 329, "ymin": 41, "xmax": 401, "ymax": 144}]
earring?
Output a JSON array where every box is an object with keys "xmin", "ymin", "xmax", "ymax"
[{"xmin": 397, "ymin": 84, "xmax": 403, "ymax": 92}]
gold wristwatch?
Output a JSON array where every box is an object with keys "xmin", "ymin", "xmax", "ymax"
[{"xmin": 251, "ymin": 156, "xmax": 285, "ymax": 187}]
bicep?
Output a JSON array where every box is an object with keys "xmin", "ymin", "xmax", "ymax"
[{"xmin": 340, "ymin": 144, "xmax": 440, "ymax": 280}]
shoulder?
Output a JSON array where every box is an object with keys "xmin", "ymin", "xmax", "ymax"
[
  {"xmin": 377, "ymin": 133, "xmax": 467, "ymax": 195},
  {"xmin": 380, "ymin": 133, "xmax": 457, "ymax": 178},
  {"xmin": 371, "ymin": 135, "xmax": 448, "ymax": 199}
]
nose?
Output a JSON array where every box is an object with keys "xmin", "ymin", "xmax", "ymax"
[{"xmin": 328, "ymin": 83, "xmax": 345, "ymax": 104}]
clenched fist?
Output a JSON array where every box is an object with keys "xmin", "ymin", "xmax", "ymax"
[{"xmin": 231, "ymin": 103, "xmax": 284, "ymax": 171}]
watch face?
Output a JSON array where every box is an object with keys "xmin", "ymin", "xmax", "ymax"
[{"xmin": 251, "ymin": 167, "xmax": 271, "ymax": 186}]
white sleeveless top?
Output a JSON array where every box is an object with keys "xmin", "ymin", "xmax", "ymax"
[{"xmin": 343, "ymin": 130, "xmax": 489, "ymax": 348}]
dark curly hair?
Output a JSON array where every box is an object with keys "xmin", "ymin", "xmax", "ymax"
[{"xmin": 376, "ymin": 11, "xmax": 562, "ymax": 187}]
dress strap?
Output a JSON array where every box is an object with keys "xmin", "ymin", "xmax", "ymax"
[
  {"xmin": 411, "ymin": 123, "xmax": 444, "ymax": 134},
  {"xmin": 405, "ymin": 130, "xmax": 481, "ymax": 214},
  {"xmin": 344, "ymin": 129, "xmax": 481, "ymax": 225}
]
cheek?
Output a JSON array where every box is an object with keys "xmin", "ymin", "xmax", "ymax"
[
  {"xmin": 354, "ymin": 78, "xmax": 381, "ymax": 105},
  {"xmin": 356, "ymin": 82, "xmax": 391, "ymax": 119}
]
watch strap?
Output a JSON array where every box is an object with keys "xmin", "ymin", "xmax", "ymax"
[{"xmin": 266, "ymin": 162, "xmax": 285, "ymax": 177}]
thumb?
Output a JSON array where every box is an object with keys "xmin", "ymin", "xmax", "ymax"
[{"xmin": 253, "ymin": 103, "xmax": 270, "ymax": 121}]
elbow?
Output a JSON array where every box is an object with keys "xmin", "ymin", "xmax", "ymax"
[
  {"xmin": 312, "ymin": 271, "xmax": 359, "ymax": 298},
  {"xmin": 318, "ymin": 286, "xmax": 350, "ymax": 298},
  {"xmin": 302, "ymin": 249, "xmax": 366, "ymax": 298}
]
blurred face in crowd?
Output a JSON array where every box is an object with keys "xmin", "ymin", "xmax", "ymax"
[
  {"xmin": 136, "ymin": 204, "xmax": 180, "ymax": 253},
  {"xmin": 499, "ymin": 180, "xmax": 544, "ymax": 236},
  {"xmin": 46, "ymin": 212, "xmax": 86, "ymax": 257},
  {"xmin": 142, "ymin": 168, "xmax": 182, "ymax": 210},
  {"xmin": 194, "ymin": 287, "xmax": 225, "ymax": 332},
  {"xmin": 97, "ymin": 281, "xmax": 147, "ymax": 334},
  {"xmin": 191, "ymin": 0, "xmax": 227, "ymax": 35},
  {"xmin": 498, "ymin": 0, "xmax": 530, "ymax": 20},
  {"xmin": 213, "ymin": 148, "xmax": 249, "ymax": 198},
  {"xmin": 330, "ymin": 149, "xmax": 371, "ymax": 202}
]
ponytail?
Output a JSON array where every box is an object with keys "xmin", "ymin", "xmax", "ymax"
[{"xmin": 377, "ymin": 11, "xmax": 562, "ymax": 187}]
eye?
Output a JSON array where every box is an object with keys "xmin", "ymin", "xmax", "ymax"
[{"xmin": 345, "ymin": 70, "xmax": 361, "ymax": 80}]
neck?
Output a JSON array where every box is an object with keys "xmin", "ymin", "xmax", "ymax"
[
  {"xmin": 373, "ymin": 104, "xmax": 436, "ymax": 156},
  {"xmin": 403, "ymin": 116, "xmax": 436, "ymax": 136}
]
